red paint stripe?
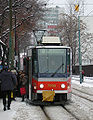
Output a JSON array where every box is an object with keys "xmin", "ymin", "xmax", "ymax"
[
  {"xmin": 32, "ymin": 77, "xmax": 71, "ymax": 92},
  {"xmin": 38, "ymin": 81, "xmax": 67, "ymax": 90}
]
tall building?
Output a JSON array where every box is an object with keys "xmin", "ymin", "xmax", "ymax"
[
  {"xmin": 37, "ymin": 6, "xmax": 64, "ymax": 37},
  {"xmin": 45, "ymin": 6, "xmax": 59, "ymax": 36}
]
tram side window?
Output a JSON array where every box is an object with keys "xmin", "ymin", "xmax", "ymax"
[{"xmin": 32, "ymin": 49, "xmax": 38, "ymax": 77}]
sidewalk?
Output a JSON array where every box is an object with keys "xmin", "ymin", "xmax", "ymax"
[
  {"xmin": 0, "ymin": 98, "xmax": 47, "ymax": 120},
  {"xmin": 0, "ymin": 98, "xmax": 22, "ymax": 120},
  {"xmin": 71, "ymin": 75, "xmax": 93, "ymax": 88}
]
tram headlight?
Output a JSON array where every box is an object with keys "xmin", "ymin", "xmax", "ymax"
[
  {"xmin": 61, "ymin": 84, "xmax": 65, "ymax": 88},
  {"xmin": 34, "ymin": 86, "xmax": 37, "ymax": 90},
  {"xmin": 40, "ymin": 84, "xmax": 44, "ymax": 88}
]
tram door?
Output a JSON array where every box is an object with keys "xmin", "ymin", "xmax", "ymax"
[
  {"xmin": 23, "ymin": 56, "xmax": 32, "ymax": 99},
  {"xmin": 23, "ymin": 57, "xmax": 29, "ymax": 98}
]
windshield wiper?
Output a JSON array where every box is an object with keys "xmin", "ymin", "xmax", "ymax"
[{"xmin": 51, "ymin": 63, "xmax": 64, "ymax": 77}]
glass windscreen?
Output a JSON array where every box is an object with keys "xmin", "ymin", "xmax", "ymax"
[{"xmin": 38, "ymin": 49, "xmax": 66, "ymax": 74}]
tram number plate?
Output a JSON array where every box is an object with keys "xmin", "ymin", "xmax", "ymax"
[{"xmin": 48, "ymin": 84, "xmax": 56, "ymax": 87}]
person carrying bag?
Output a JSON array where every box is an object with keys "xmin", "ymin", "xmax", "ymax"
[{"xmin": 19, "ymin": 72, "xmax": 27, "ymax": 102}]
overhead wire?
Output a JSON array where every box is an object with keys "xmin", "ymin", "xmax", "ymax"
[
  {"xmin": 82, "ymin": 9, "xmax": 93, "ymax": 21},
  {"xmin": 48, "ymin": 3, "xmax": 93, "ymax": 6}
]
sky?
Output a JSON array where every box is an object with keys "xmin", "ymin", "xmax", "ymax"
[{"xmin": 48, "ymin": 0, "xmax": 93, "ymax": 16}]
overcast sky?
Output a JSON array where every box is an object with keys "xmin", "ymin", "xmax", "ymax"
[{"xmin": 48, "ymin": 0, "xmax": 93, "ymax": 16}]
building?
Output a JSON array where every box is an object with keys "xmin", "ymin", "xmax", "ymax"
[{"xmin": 37, "ymin": 6, "xmax": 64, "ymax": 38}]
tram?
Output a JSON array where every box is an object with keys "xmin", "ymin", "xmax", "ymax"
[{"xmin": 24, "ymin": 36, "xmax": 72, "ymax": 105}]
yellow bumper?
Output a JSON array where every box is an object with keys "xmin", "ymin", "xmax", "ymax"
[{"xmin": 42, "ymin": 91, "xmax": 55, "ymax": 102}]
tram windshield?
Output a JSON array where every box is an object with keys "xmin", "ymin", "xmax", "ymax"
[{"xmin": 38, "ymin": 49, "xmax": 66, "ymax": 75}]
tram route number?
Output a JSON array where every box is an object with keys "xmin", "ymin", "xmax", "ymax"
[{"xmin": 48, "ymin": 84, "xmax": 56, "ymax": 87}]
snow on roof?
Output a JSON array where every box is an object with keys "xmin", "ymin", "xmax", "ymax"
[
  {"xmin": 27, "ymin": 45, "xmax": 70, "ymax": 49},
  {"xmin": 42, "ymin": 36, "xmax": 61, "ymax": 44}
]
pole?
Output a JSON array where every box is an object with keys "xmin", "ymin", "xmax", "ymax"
[
  {"xmin": 9, "ymin": 0, "xmax": 13, "ymax": 69},
  {"xmin": 78, "ymin": 16, "xmax": 82, "ymax": 84},
  {"xmin": 14, "ymin": 2, "xmax": 18, "ymax": 69},
  {"xmin": 14, "ymin": 0, "xmax": 17, "ymax": 56},
  {"xmin": 15, "ymin": 10, "xmax": 17, "ymax": 56}
]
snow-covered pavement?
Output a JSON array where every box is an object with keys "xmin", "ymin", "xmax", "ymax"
[
  {"xmin": 0, "ymin": 98, "xmax": 48, "ymax": 120},
  {"xmin": 72, "ymin": 75, "xmax": 93, "ymax": 88},
  {"xmin": 0, "ymin": 75, "xmax": 93, "ymax": 120}
]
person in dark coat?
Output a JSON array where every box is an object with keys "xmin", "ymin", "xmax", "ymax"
[{"xmin": 0, "ymin": 66, "xmax": 17, "ymax": 111}]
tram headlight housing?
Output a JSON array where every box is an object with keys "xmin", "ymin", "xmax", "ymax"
[
  {"xmin": 61, "ymin": 84, "xmax": 65, "ymax": 88},
  {"xmin": 40, "ymin": 84, "xmax": 44, "ymax": 88}
]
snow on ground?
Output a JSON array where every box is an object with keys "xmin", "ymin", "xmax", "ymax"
[
  {"xmin": 0, "ymin": 98, "xmax": 48, "ymax": 120},
  {"xmin": 65, "ymin": 94, "xmax": 93, "ymax": 120},
  {"xmin": 0, "ymin": 75, "xmax": 93, "ymax": 120},
  {"xmin": 71, "ymin": 75, "xmax": 93, "ymax": 96},
  {"xmin": 71, "ymin": 94, "xmax": 93, "ymax": 120},
  {"xmin": 44, "ymin": 106, "xmax": 76, "ymax": 120},
  {"xmin": 72, "ymin": 75, "xmax": 93, "ymax": 88},
  {"xmin": 70, "ymin": 75, "xmax": 93, "ymax": 120}
]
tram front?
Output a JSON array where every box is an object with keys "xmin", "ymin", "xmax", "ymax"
[{"xmin": 30, "ymin": 46, "xmax": 71, "ymax": 105}]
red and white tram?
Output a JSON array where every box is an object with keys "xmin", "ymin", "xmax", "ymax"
[{"xmin": 24, "ymin": 37, "xmax": 72, "ymax": 105}]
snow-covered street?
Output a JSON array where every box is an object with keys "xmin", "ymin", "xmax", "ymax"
[
  {"xmin": 0, "ymin": 98, "xmax": 48, "ymax": 120},
  {"xmin": 0, "ymin": 76, "xmax": 93, "ymax": 120}
]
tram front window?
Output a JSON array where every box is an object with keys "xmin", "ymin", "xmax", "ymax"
[{"xmin": 38, "ymin": 49, "xmax": 66, "ymax": 77}]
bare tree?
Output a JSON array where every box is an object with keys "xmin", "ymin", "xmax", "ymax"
[
  {"xmin": 57, "ymin": 0, "xmax": 93, "ymax": 71},
  {"xmin": 0, "ymin": 0, "xmax": 48, "ymax": 45}
]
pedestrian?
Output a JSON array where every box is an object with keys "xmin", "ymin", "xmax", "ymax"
[
  {"xmin": 11, "ymin": 69, "xmax": 18, "ymax": 100},
  {"xmin": 19, "ymin": 71, "xmax": 27, "ymax": 102},
  {"xmin": 0, "ymin": 66, "xmax": 17, "ymax": 111},
  {"xmin": 82, "ymin": 70, "xmax": 84, "ymax": 82}
]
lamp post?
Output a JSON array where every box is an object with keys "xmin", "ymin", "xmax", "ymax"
[
  {"xmin": 9, "ymin": 0, "xmax": 14, "ymax": 69},
  {"xmin": 78, "ymin": 16, "xmax": 82, "ymax": 84},
  {"xmin": 74, "ymin": 1, "xmax": 83, "ymax": 84}
]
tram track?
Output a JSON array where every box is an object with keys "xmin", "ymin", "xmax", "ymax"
[
  {"xmin": 72, "ymin": 87, "xmax": 93, "ymax": 96},
  {"xmin": 41, "ymin": 105, "xmax": 79, "ymax": 120},
  {"xmin": 40, "ymin": 106, "xmax": 52, "ymax": 120},
  {"xmin": 64, "ymin": 101, "xmax": 93, "ymax": 120},
  {"xmin": 72, "ymin": 92, "xmax": 93, "ymax": 102},
  {"xmin": 72, "ymin": 88, "xmax": 93, "ymax": 102},
  {"xmin": 63, "ymin": 106, "xmax": 80, "ymax": 120},
  {"xmin": 40, "ymin": 102, "xmax": 93, "ymax": 120}
]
